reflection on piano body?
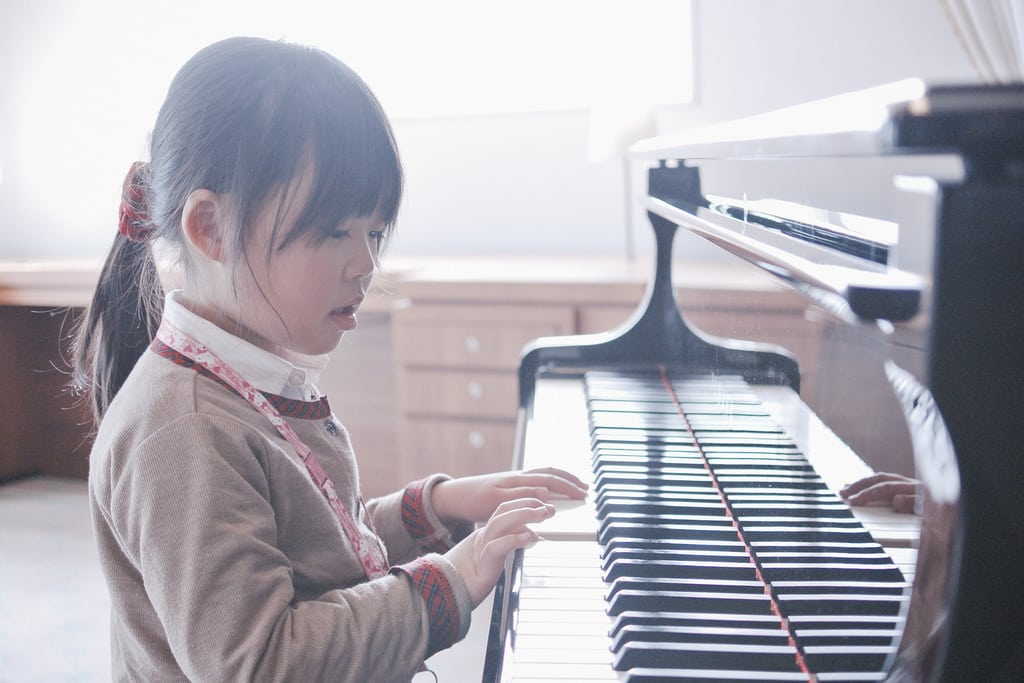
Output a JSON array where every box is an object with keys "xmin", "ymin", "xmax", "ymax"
[{"xmin": 482, "ymin": 81, "xmax": 1024, "ymax": 681}]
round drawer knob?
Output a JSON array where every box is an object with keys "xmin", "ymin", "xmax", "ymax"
[
  {"xmin": 466, "ymin": 381, "xmax": 484, "ymax": 400},
  {"xmin": 464, "ymin": 336, "xmax": 481, "ymax": 354},
  {"xmin": 467, "ymin": 430, "xmax": 485, "ymax": 449}
]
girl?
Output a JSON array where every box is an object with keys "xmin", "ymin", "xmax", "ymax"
[{"xmin": 73, "ymin": 37, "xmax": 586, "ymax": 682}]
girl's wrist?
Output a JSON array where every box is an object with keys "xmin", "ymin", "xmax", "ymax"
[{"xmin": 430, "ymin": 479, "xmax": 459, "ymax": 525}]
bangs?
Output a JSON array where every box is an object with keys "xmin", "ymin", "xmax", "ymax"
[
  {"xmin": 233, "ymin": 44, "xmax": 403, "ymax": 254},
  {"xmin": 290, "ymin": 64, "xmax": 403, "ymax": 244}
]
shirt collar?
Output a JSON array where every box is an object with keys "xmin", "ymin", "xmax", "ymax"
[{"xmin": 163, "ymin": 290, "xmax": 329, "ymax": 401}]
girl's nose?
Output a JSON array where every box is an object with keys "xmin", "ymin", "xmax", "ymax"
[{"xmin": 343, "ymin": 234, "xmax": 376, "ymax": 282}]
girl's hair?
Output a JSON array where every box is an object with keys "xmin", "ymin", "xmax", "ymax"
[{"xmin": 72, "ymin": 36, "xmax": 403, "ymax": 421}]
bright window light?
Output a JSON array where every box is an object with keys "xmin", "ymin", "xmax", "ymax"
[{"xmin": 9, "ymin": 0, "xmax": 692, "ymax": 251}]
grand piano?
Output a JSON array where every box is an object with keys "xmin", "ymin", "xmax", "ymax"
[{"xmin": 481, "ymin": 81, "xmax": 1024, "ymax": 681}]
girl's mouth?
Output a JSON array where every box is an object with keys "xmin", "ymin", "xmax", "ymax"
[{"xmin": 330, "ymin": 302, "xmax": 361, "ymax": 330}]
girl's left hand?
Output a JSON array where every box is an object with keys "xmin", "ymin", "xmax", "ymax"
[{"xmin": 432, "ymin": 467, "xmax": 588, "ymax": 525}]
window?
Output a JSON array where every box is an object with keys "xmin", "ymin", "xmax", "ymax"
[{"xmin": 4, "ymin": 0, "xmax": 692, "ymax": 253}]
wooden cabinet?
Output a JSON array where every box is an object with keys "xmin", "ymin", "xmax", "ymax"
[{"xmin": 392, "ymin": 302, "xmax": 575, "ymax": 480}]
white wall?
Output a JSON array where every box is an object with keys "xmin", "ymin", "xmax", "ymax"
[{"xmin": 0, "ymin": 0, "xmax": 978, "ymax": 260}]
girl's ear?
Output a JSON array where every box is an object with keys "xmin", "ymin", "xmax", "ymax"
[{"xmin": 181, "ymin": 189, "xmax": 226, "ymax": 262}]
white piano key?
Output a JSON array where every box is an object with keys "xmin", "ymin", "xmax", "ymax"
[{"xmin": 508, "ymin": 661, "xmax": 619, "ymax": 681}]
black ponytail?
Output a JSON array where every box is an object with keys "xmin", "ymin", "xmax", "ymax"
[{"xmin": 72, "ymin": 234, "xmax": 163, "ymax": 421}]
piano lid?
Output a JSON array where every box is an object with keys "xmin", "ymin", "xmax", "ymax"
[{"xmin": 630, "ymin": 78, "xmax": 1024, "ymax": 163}]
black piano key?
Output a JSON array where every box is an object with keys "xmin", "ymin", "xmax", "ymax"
[
  {"xmin": 793, "ymin": 629, "xmax": 899, "ymax": 647},
  {"xmin": 602, "ymin": 547, "xmax": 751, "ymax": 572},
  {"xmin": 591, "ymin": 428, "xmax": 695, "ymax": 444},
  {"xmin": 708, "ymin": 463, "xmax": 818, "ymax": 474},
  {"xmin": 594, "ymin": 464, "xmax": 710, "ymax": 479},
  {"xmin": 598, "ymin": 512, "xmax": 736, "ymax": 536},
  {"xmin": 742, "ymin": 530, "xmax": 879, "ymax": 546},
  {"xmin": 775, "ymin": 593, "xmax": 906, "ymax": 617},
  {"xmin": 607, "ymin": 576, "xmax": 767, "ymax": 601},
  {"xmin": 593, "ymin": 472, "xmax": 715, "ymax": 489},
  {"xmin": 596, "ymin": 495, "xmax": 724, "ymax": 514},
  {"xmin": 757, "ymin": 551, "xmax": 897, "ymax": 564},
  {"xmin": 613, "ymin": 641, "xmax": 802, "ymax": 673},
  {"xmin": 601, "ymin": 536, "xmax": 748, "ymax": 559},
  {"xmin": 603, "ymin": 558, "xmax": 759, "ymax": 583},
  {"xmin": 596, "ymin": 484, "xmax": 720, "ymax": 500},
  {"xmin": 801, "ymin": 645, "xmax": 896, "ymax": 674},
  {"xmin": 718, "ymin": 478, "xmax": 830, "ymax": 490},
  {"xmin": 609, "ymin": 610, "xmax": 786, "ymax": 641},
  {"xmin": 589, "ymin": 412, "xmax": 699, "ymax": 429},
  {"xmin": 593, "ymin": 453, "xmax": 702, "ymax": 466},
  {"xmin": 759, "ymin": 563, "xmax": 906, "ymax": 583},
  {"xmin": 598, "ymin": 521, "xmax": 740, "ymax": 545},
  {"xmin": 587, "ymin": 399, "xmax": 683, "ymax": 414},
  {"xmin": 593, "ymin": 472, "xmax": 711, "ymax": 489},
  {"xmin": 702, "ymin": 446, "xmax": 802, "ymax": 455},
  {"xmin": 749, "ymin": 541, "xmax": 891, "ymax": 556},
  {"xmin": 730, "ymin": 502, "xmax": 853, "ymax": 517},
  {"xmin": 786, "ymin": 614, "xmax": 903, "ymax": 631},
  {"xmin": 724, "ymin": 488, "xmax": 838, "ymax": 499},
  {"xmin": 716, "ymin": 473, "xmax": 826, "ymax": 484},
  {"xmin": 737, "ymin": 516, "xmax": 861, "ymax": 528},
  {"xmin": 607, "ymin": 589, "xmax": 775, "ymax": 617},
  {"xmin": 770, "ymin": 581, "xmax": 908, "ymax": 596},
  {"xmin": 596, "ymin": 498, "xmax": 727, "ymax": 518},
  {"xmin": 611, "ymin": 623, "xmax": 791, "ymax": 652}
]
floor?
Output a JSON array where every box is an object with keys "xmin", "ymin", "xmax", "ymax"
[
  {"xmin": 0, "ymin": 477, "xmax": 110, "ymax": 683},
  {"xmin": 0, "ymin": 476, "xmax": 490, "ymax": 682}
]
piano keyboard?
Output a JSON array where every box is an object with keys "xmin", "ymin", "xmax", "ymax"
[{"xmin": 506, "ymin": 371, "xmax": 920, "ymax": 682}]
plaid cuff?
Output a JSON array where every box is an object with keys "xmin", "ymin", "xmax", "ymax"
[
  {"xmin": 401, "ymin": 477, "xmax": 459, "ymax": 553},
  {"xmin": 392, "ymin": 557, "xmax": 460, "ymax": 655}
]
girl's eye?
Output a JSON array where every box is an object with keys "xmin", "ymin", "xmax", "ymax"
[{"xmin": 327, "ymin": 228, "xmax": 385, "ymax": 246}]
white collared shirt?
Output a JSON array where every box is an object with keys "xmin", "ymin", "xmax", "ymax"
[{"xmin": 163, "ymin": 290, "xmax": 329, "ymax": 401}]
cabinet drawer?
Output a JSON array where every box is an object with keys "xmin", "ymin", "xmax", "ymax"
[
  {"xmin": 393, "ymin": 303, "xmax": 574, "ymax": 369},
  {"xmin": 400, "ymin": 368, "xmax": 517, "ymax": 419},
  {"xmin": 400, "ymin": 416, "xmax": 517, "ymax": 478}
]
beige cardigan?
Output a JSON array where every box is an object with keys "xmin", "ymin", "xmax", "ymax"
[{"xmin": 89, "ymin": 346, "xmax": 472, "ymax": 682}]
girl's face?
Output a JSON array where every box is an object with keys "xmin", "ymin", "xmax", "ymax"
[
  {"xmin": 239, "ymin": 211, "xmax": 383, "ymax": 356},
  {"xmin": 202, "ymin": 166, "xmax": 385, "ymax": 356}
]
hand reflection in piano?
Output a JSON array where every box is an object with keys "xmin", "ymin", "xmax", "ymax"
[
  {"xmin": 436, "ymin": 466, "xmax": 588, "ymax": 605},
  {"xmin": 841, "ymin": 472, "xmax": 919, "ymax": 514}
]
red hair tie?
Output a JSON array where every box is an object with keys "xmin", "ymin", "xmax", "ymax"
[{"xmin": 118, "ymin": 161, "xmax": 156, "ymax": 243}]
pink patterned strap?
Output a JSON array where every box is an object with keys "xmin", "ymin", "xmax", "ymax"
[{"xmin": 155, "ymin": 319, "xmax": 389, "ymax": 579}]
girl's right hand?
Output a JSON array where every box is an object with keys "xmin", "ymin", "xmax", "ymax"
[{"xmin": 445, "ymin": 497, "xmax": 555, "ymax": 606}]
